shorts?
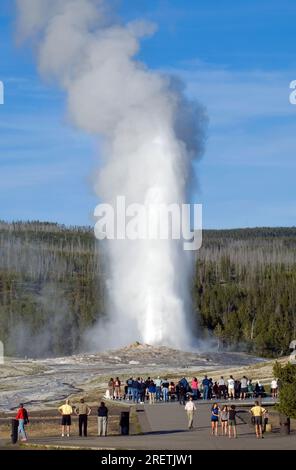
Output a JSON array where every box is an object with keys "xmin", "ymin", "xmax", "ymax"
[
  {"xmin": 241, "ymin": 387, "xmax": 248, "ymax": 393},
  {"xmin": 228, "ymin": 419, "xmax": 236, "ymax": 426},
  {"xmin": 211, "ymin": 417, "xmax": 219, "ymax": 422},
  {"xmin": 254, "ymin": 416, "xmax": 262, "ymax": 425},
  {"xmin": 61, "ymin": 415, "xmax": 71, "ymax": 426}
]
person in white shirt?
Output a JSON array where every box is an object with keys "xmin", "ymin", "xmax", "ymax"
[
  {"xmin": 271, "ymin": 379, "xmax": 278, "ymax": 398},
  {"xmin": 185, "ymin": 396, "xmax": 196, "ymax": 429},
  {"xmin": 227, "ymin": 376, "xmax": 235, "ymax": 400},
  {"xmin": 155, "ymin": 377, "xmax": 162, "ymax": 401},
  {"xmin": 218, "ymin": 377, "xmax": 225, "ymax": 386},
  {"xmin": 218, "ymin": 376, "xmax": 226, "ymax": 399},
  {"xmin": 240, "ymin": 376, "xmax": 248, "ymax": 400}
]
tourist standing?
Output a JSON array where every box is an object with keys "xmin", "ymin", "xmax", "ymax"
[
  {"xmin": 169, "ymin": 382, "xmax": 176, "ymax": 401},
  {"xmin": 185, "ymin": 396, "xmax": 196, "ymax": 429},
  {"xmin": 132, "ymin": 378, "xmax": 139, "ymax": 403},
  {"xmin": 208, "ymin": 378, "xmax": 213, "ymax": 399},
  {"xmin": 162, "ymin": 378, "xmax": 170, "ymax": 402},
  {"xmin": 271, "ymin": 378, "xmax": 278, "ymax": 398},
  {"xmin": 247, "ymin": 379, "xmax": 254, "ymax": 399},
  {"xmin": 220, "ymin": 405, "xmax": 229, "ymax": 436},
  {"xmin": 16, "ymin": 403, "xmax": 29, "ymax": 442},
  {"xmin": 240, "ymin": 376, "xmax": 248, "ymax": 400},
  {"xmin": 228, "ymin": 405, "xmax": 237, "ymax": 438},
  {"xmin": 211, "ymin": 403, "xmax": 219, "ymax": 436},
  {"xmin": 234, "ymin": 379, "xmax": 241, "ymax": 399},
  {"xmin": 191, "ymin": 377, "xmax": 199, "ymax": 400},
  {"xmin": 108, "ymin": 378, "xmax": 115, "ymax": 400},
  {"xmin": 179, "ymin": 383, "xmax": 186, "ymax": 405},
  {"xmin": 227, "ymin": 376, "xmax": 235, "ymax": 400},
  {"xmin": 155, "ymin": 376, "xmax": 162, "ymax": 401},
  {"xmin": 218, "ymin": 376, "xmax": 226, "ymax": 399},
  {"xmin": 127, "ymin": 377, "xmax": 133, "ymax": 400},
  {"xmin": 148, "ymin": 381, "xmax": 156, "ymax": 404},
  {"xmin": 202, "ymin": 376, "xmax": 210, "ymax": 400},
  {"xmin": 250, "ymin": 401, "xmax": 267, "ymax": 439},
  {"xmin": 213, "ymin": 382, "xmax": 219, "ymax": 399},
  {"xmin": 139, "ymin": 379, "xmax": 146, "ymax": 404},
  {"xmin": 263, "ymin": 409, "xmax": 269, "ymax": 433},
  {"xmin": 114, "ymin": 377, "xmax": 121, "ymax": 400},
  {"xmin": 58, "ymin": 399, "xmax": 73, "ymax": 437},
  {"xmin": 98, "ymin": 401, "xmax": 108, "ymax": 436},
  {"xmin": 145, "ymin": 377, "xmax": 151, "ymax": 401},
  {"xmin": 75, "ymin": 398, "xmax": 91, "ymax": 437}
]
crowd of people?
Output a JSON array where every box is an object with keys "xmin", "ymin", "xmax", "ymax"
[
  {"xmin": 105, "ymin": 375, "xmax": 279, "ymax": 404},
  {"xmin": 184, "ymin": 397, "xmax": 269, "ymax": 439},
  {"xmin": 12, "ymin": 375, "xmax": 278, "ymax": 442},
  {"xmin": 14, "ymin": 396, "xmax": 270, "ymax": 442},
  {"xmin": 14, "ymin": 398, "xmax": 109, "ymax": 441}
]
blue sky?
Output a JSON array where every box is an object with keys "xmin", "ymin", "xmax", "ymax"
[{"xmin": 1, "ymin": 0, "xmax": 296, "ymax": 228}]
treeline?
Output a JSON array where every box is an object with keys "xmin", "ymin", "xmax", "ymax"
[
  {"xmin": 0, "ymin": 221, "xmax": 104, "ymax": 357},
  {"xmin": 0, "ymin": 221, "xmax": 295, "ymax": 357},
  {"xmin": 195, "ymin": 227, "xmax": 296, "ymax": 357}
]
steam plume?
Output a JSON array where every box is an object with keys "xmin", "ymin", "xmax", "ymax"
[{"xmin": 16, "ymin": 0, "xmax": 206, "ymax": 350}]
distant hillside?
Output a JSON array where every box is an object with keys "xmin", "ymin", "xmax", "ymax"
[
  {"xmin": 195, "ymin": 226, "xmax": 296, "ymax": 357},
  {"xmin": 0, "ymin": 221, "xmax": 295, "ymax": 357}
]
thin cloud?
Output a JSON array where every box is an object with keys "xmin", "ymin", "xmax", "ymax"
[{"xmin": 170, "ymin": 63, "xmax": 295, "ymax": 128}]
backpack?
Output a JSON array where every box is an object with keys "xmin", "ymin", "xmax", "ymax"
[{"xmin": 23, "ymin": 408, "xmax": 29, "ymax": 425}]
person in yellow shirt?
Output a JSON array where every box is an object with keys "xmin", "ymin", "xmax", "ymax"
[
  {"xmin": 250, "ymin": 401, "xmax": 267, "ymax": 439},
  {"xmin": 58, "ymin": 399, "xmax": 73, "ymax": 437}
]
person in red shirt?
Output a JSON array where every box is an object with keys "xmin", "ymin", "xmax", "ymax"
[{"xmin": 16, "ymin": 403, "xmax": 29, "ymax": 441}]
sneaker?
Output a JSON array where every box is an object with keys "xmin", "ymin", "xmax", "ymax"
[
  {"xmin": 67, "ymin": 434, "xmax": 70, "ymax": 437},
  {"xmin": 61, "ymin": 434, "xmax": 64, "ymax": 437}
]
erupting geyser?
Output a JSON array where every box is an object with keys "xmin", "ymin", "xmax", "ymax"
[{"xmin": 16, "ymin": 0, "xmax": 206, "ymax": 349}]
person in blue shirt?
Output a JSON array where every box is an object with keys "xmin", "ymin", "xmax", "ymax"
[
  {"xmin": 202, "ymin": 376, "xmax": 210, "ymax": 400},
  {"xmin": 211, "ymin": 403, "xmax": 220, "ymax": 436},
  {"xmin": 148, "ymin": 381, "xmax": 156, "ymax": 404},
  {"xmin": 132, "ymin": 378, "xmax": 139, "ymax": 403}
]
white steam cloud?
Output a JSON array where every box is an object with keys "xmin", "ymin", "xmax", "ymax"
[{"xmin": 16, "ymin": 0, "xmax": 206, "ymax": 350}]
